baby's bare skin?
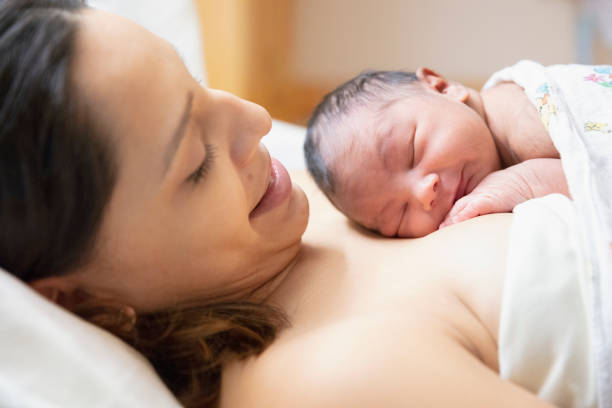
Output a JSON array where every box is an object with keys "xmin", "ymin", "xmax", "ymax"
[
  {"xmin": 319, "ymin": 72, "xmax": 569, "ymax": 236},
  {"xmin": 441, "ymin": 158, "xmax": 569, "ymax": 227},
  {"xmin": 441, "ymin": 82, "xmax": 567, "ymax": 227},
  {"xmin": 482, "ymin": 82, "xmax": 559, "ymax": 166}
]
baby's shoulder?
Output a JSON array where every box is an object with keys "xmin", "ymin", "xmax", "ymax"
[{"xmin": 499, "ymin": 83, "xmax": 559, "ymax": 161}]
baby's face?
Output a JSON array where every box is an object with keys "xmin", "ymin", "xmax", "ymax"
[{"xmin": 332, "ymin": 92, "xmax": 500, "ymax": 237}]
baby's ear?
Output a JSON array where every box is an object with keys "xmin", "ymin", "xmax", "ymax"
[
  {"xmin": 416, "ymin": 67, "xmax": 469, "ymax": 103},
  {"xmin": 416, "ymin": 67, "xmax": 447, "ymax": 93}
]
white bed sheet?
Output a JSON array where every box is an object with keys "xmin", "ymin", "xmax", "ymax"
[{"xmin": 264, "ymin": 120, "xmax": 307, "ymax": 171}]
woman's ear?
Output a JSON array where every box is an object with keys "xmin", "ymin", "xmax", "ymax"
[
  {"xmin": 30, "ymin": 276, "xmax": 84, "ymax": 310},
  {"xmin": 30, "ymin": 276, "xmax": 137, "ymax": 333},
  {"xmin": 416, "ymin": 67, "xmax": 470, "ymax": 103}
]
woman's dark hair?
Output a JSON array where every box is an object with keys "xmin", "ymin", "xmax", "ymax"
[
  {"xmin": 0, "ymin": 0, "xmax": 109, "ymax": 280},
  {"xmin": 0, "ymin": 1, "xmax": 286, "ymax": 407}
]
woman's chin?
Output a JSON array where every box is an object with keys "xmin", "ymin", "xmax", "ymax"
[
  {"xmin": 285, "ymin": 184, "xmax": 310, "ymax": 240},
  {"xmin": 250, "ymin": 183, "xmax": 309, "ymax": 244},
  {"xmin": 294, "ymin": 185, "xmax": 310, "ymax": 235}
]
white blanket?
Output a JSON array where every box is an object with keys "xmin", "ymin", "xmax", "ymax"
[
  {"xmin": 502, "ymin": 195, "xmax": 597, "ymax": 407},
  {"xmin": 486, "ymin": 61, "xmax": 612, "ymax": 407}
]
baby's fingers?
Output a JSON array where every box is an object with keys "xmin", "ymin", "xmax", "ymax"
[
  {"xmin": 439, "ymin": 197, "xmax": 471, "ymax": 228},
  {"xmin": 439, "ymin": 196, "xmax": 495, "ymax": 228}
]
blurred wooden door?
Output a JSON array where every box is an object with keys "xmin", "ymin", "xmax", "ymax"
[{"xmin": 195, "ymin": 0, "xmax": 324, "ymax": 124}]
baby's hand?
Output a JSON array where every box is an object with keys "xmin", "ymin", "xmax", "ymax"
[
  {"xmin": 439, "ymin": 167, "xmax": 534, "ymax": 228},
  {"xmin": 440, "ymin": 158, "xmax": 569, "ymax": 228}
]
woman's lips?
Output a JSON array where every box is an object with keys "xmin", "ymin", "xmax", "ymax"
[{"xmin": 249, "ymin": 158, "xmax": 292, "ymax": 218}]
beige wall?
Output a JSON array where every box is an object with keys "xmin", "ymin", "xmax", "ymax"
[
  {"xmin": 198, "ymin": 0, "xmax": 612, "ymax": 124},
  {"xmin": 292, "ymin": 0, "xmax": 578, "ymax": 88}
]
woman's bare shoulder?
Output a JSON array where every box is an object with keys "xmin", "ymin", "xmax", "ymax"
[
  {"xmin": 220, "ymin": 311, "xmax": 556, "ymax": 408},
  {"xmin": 220, "ymin": 313, "xmax": 440, "ymax": 407}
]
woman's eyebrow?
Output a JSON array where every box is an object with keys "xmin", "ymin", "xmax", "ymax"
[{"xmin": 163, "ymin": 91, "xmax": 194, "ymax": 175}]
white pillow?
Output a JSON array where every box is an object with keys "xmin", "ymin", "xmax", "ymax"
[
  {"xmin": 87, "ymin": 0, "xmax": 207, "ymax": 84},
  {"xmin": 0, "ymin": 269, "xmax": 180, "ymax": 408},
  {"xmin": 263, "ymin": 120, "xmax": 307, "ymax": 171}
]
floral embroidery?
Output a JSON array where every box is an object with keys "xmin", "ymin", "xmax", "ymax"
[
  {"xmin": 584, "ymin": 66, "xmax": 612, "ymax": 88},
  {"xmin": 536, "ymin": 83, "xmax": 550, "ymax": 94},
  {"xmin": 584, "ymin": 121, "xmax": 612, "ymax": 133},
  {"xmin": 535, "ymin": 82, "xmax": 557, "ymax": 130}
]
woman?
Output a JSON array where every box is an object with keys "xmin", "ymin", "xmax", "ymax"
[{"xmin": 0, "ymin": 1, "xmax": 565, "ymax": 407}]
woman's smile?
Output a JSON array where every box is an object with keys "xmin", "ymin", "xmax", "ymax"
[{"xmin": 250, "ymin": 157, "xmax": 293, "ymax": 219}]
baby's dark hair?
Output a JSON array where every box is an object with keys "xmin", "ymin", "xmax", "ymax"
[{"xmin": 304, "ymin": 70, "xmax": 419, "ymax": 202}]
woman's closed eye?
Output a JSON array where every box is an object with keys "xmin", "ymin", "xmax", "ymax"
[{"xmin": 187, "ymin": 144, "xmax": 216, "ymax": 184}]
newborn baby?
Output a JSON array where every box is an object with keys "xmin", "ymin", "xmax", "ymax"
[{"xmin": 304, "ymin": 65, "xmax": 571, "ymax": 237}]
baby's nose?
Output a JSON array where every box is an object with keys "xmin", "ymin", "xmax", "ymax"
[{"xmin": 416, "ymin": 173, "xmax": 439, "ymax": 211}]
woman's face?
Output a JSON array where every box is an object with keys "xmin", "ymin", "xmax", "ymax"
[{"xmin": 67, "ymin": 10, "xmax": 309, "ymax": 311}]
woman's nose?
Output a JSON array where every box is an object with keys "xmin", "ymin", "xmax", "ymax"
[
  {"xmin": 415, "ymin": 173, "xmax": 439, "ymax": 211},
  {"xmin": 216, "ymin": 90, "xmax": 272, "ymax": 165}
]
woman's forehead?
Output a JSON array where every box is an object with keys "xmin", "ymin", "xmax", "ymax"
[
  {"xmin": 73, "ymin": 10, "xmax": 182, "ymax": 107},
  {"xmin": 75, "ymin": 10, "xmax": 167, "ymax": 76},
  {"xmin": 72, "ymin": 10, "xmax": 193, "ymax": 164}
]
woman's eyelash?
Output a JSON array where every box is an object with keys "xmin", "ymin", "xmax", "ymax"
[{"xmin": 187, "ymin": 144, "xmax": 216, "ymax": 184}]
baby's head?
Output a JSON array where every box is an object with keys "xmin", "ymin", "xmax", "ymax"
[{"xmin": 304, "ymin": 69, "xmax": 501, "ymax": 237}]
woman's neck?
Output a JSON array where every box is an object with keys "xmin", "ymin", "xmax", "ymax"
[{"xmin": 247, "ymin": 252, "xmax": 300, "ymax": 303}]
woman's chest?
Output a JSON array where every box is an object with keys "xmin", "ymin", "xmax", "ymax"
[
  {"xmin": 282, "ymin": 244, "xmax": 453, "ymax": 326},
  {"xmin": 274, "ymin": 233, "xmax": 508, "ymax": 370}
]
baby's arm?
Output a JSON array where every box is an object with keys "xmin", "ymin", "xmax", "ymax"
[{"xmin": 440, "ymin": 158, "xmax": 569, "ymax": 228}]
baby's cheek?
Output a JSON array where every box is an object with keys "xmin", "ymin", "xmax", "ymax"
[
  {"xmin": 399, "ymin": 212, "xmax": 439, "ymax": 238},
  {"xmin": 342, "ymin": 203, "xmax": 384, "ymax": 235}
]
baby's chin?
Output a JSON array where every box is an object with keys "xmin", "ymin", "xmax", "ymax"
[
  {"xmin": 376, "ymin": 223, "xmax": 434, "ymax": 239},
  {"xmin": 395, "ymin": 217, "xmax": 444, "ymax": 238},
  {"xmin": 396, "ymin": 229, "xmax": 434, "ymax": 239}
]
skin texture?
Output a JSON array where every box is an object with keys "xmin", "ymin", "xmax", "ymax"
[
  {"xmin": 441, "ymin": 158, "xmax": 569, "ymax": 227},
  {"xmin": 440, "ymin": 82, "xmax": 566, "ymax": 227},
  {"xmin": 31, "ymin": 11, "xmax": 558, "ymax": 407},
  {"xmin": 32, "ymin": 9, "xmax": 309, "ymax": 312},
  {"xmin": 221, "ymin": 172, "xmax": 557, "ymax": 408},
  {"xmin": 331, "ymin": 71, "xmax": 501, "ymax": 237},
  {"xmin": 328, "ymin": 72, "xmax": 564, "ymax": 238}
]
